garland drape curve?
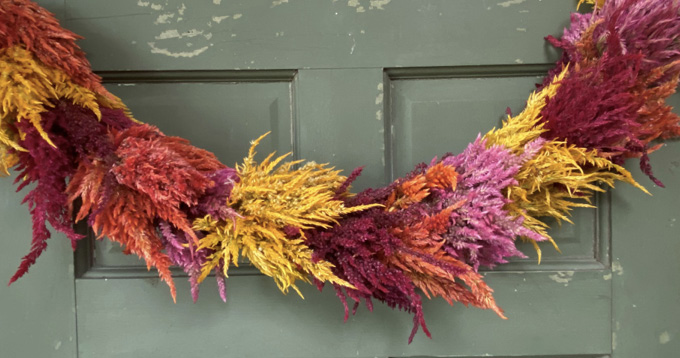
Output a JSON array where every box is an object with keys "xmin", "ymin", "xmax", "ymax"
[{"xmin": 1, "ymin": 0, "xmax": 679, "ymax": 343}]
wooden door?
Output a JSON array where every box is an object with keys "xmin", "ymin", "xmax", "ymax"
[{"xmin": 1, "ymin": 1, "xmax": 678, "ymax": 357}]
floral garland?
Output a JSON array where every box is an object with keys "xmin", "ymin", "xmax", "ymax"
[{"xmin": 1, "ymin": 0, "xmax": 679, "ymax": 343}]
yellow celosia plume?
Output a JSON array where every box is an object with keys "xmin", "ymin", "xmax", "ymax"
[
  {"xmin": 484, "ymin": 66, "xmax": 648, "ymax": 262},
  {"xmin": 194, "ymin": 133, "xmax": 378, "ymax": 297},
  {"xmin": 0, "ymin": 45, "xmax": 128, "ymax": 155}
]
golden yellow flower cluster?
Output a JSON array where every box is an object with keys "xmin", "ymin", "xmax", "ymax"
[
  {"xmin": 194, "ymin": 134, "xmax": 378, "ymax": 297},
  {"xmin": 0, "ymin": 46, "xmax": 128, "ymax": 175}
]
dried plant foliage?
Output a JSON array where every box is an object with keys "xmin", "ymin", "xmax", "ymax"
[{"xmin": 194, "ymin": 134, "xmax": 376, "ymax": 297}]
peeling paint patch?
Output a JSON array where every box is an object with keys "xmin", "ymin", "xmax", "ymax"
[
  {"xmin": 369, "ymin": 0, "xmax": 392, "ymax": 10},
  {"xmin": 516, "ymin": 27, "xmax": 527, "ymax": 32},
  {"xmin": 548, "ymin": 271, "xmax": 574, "ymax": 286},
  {"xmin": 212, "ymin": 15, "xmax": 230, "ymax": 23},
  {"xmin": 155, "ymin": 29, "xmax": 212, "ymax": 40},
  {"xmin": 178, "ymin": 3, "xmax": 186, "ymax": 16},
  {"xmin": 497, "ymin": 0, "xmax": 526, "ymax": 7},
  {"xmin": 213, "ymin": 0, "xmax": 222, "ymax": 4},
  {"xmin": 148, "ymin": 42, "xmax": 209, "ymax": 58},
  {"xmin": 376, "ymin": 110, "xmax": 383, "ymax": 121},
  {"xmin": 272, "ymin": 0, "xmax": 289, "ymax": 6},
  {"xmin": 155, "ymin": 13, "xmax": 175, "ymax": 24},
  {"xmin": 515, "ymin": 58, "xmax": 524, "ymax": 64},
  {"xmin": 150, "ymin": 3, "xmax": 163, "ymax": 10},
  {"xmin": 603, "ymin": 273, "xmax": 612, "ymax": 280},
  {"xmin": 612, "ymin": 261, "xmax": 624, "ymax": 276},
  {"xmin": 660, "ymin": 331, "xmax": 671, "ymax": 344},
  {"xmin": 155, "ymin": 29, "xmax": 180, "ymax": 40},
  {"xmin": 137, "ymin": 0, "xmax": 150, "ymax": 7},
  {"xmin": 375, "ymin": 83, "xmax": 384, "ymax": 105},
  {"xmin": 612, "ymin": 332, "xmax": 617, "ymax": 350},
  {"xmin": 54, "ymin": 341, "xmax": 62, "ymax": 350},
  {"xmin": 233, "ymin": 13, "xmax": 243, "ymax": 20}
]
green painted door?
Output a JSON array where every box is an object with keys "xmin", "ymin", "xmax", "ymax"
[{"xmin": 1, "ymin": 1, "xmax": 678, "ymax": 357}]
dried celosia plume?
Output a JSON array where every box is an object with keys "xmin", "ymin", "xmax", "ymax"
[{"xmin": 1, "ymin": 0, "xmax": 678, "ymax": 342}]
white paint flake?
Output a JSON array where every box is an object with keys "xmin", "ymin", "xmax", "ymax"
[
  {"xmin": 369, "ymin": 0, "xmax": 391, "ymax": 10},
  {"xmin": 150, "ymin": 3, "xmax": 163, "ymax": 10},
  {"xmin": 233, "ymin": 13, "xmax": 243, "ymax": 19},
  {"xmin": 54, "ymin": 341, "xmax": 62, "ymax": 350},
  {"xmin": 155, "ymin": 29, "xmax": 211, "ymax": 40},
  {"xmin": 272, "ymin": 0, "xmax": 289, "ymax": 7},
  {"xmin": 137, "ymin": 0, "xmax": 150, "ymax": 7},
  {"xmin": 516, "ymin": 27, "xmax": 527, "ymax": 32},
  {"xmin": 212, "ymin": 15, "xmax": 230, "ymax": 23},
  {"xmin": 612, "ymin": 332, "xmax": 617, "ymax": 350},
  {"xmin": 213, "ymin": 0, "xmax": 222, "ymax": 4},
  {"xmin": 603, "ymin": 273, "xmax": 612, "ymax": 280},
  {"xmin": 497, "ymin": 0, "xmax": 526, "ymax": 7},
  {"xmin": 376, "ymin": 110, "xmax": 383, "ymax": 121},
  {"xmin": 660, "ymin": 331, "xmax": 671, "ymax": 344},
  {"xmin": 156, "ymin": 29, "xmax": 180, "ymax": 39},
  {"xmin": 148, "ymin": 42, "xmax": 209, "ymax": 58},
  {"xmin": 515, "ymin": 58, "xmax": 524, "ymax": 64},
  {"xmin": 612, "ymin": 261, "xmax": 624, "ymax": 276},
  {"xmin": 154, "ymin": 13, "xmax": 175, "ymax": 24},
  {"xmin": 548, "ymin": 271, "xmax": 574, "ymax": 286},
  {"xmin": 178, "ymin": 3, "xmax": 186, "ymax": 15}
]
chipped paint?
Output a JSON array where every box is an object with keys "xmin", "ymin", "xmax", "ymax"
[
  {"xmin": 497, "ymin": 0, "xmax": 526, "ymax": 7},
  {"xmin": 612, "ymin": 332, "xmax": 617, "ymax": 350},
  {"xmin": 150, "ymin": 3, "xmax": 163, "ymax": 10},
  {"xmin": 515, "ymin": 58, "xmax": 524, "ymax": 64},
  {"xmin": 213, "ymin": 0, "xmax": 222, "ymax": 4},
  {"xmin": 603, "ymin": 273, "xmax": 612, "ymax": 280},
  {"xmin": 548, "ymin": 271, "xmax": 574, "ymax": 286},
  {"xmin": 272, "ymin": 0, "xmax": 289, "ymax": 7},
  {"xmin": 155, "ymin": 29, "xmax": 212, "ymax": 40},
  {"xmin": 516, "ymin": 27, "xmax": 527, "ymax": 32},
  {"xmin": 155, "ymin": 13, "xmax": 175, "ymax": 24},
  {"xmin": 178, "ymin": 3, "xmax": 186, "ymax": 16},
  {"xmin": 212, "ymin": 15, "xmax": 230, "ymax": 23},
  {"xmin": 660, "ymin": 331, "xmax": 671, "ymax": 344},
  {"xmin": 54, "ymin": 340, "xmax": 62, "ymax": 350},
  {"xmin": 233, "ymin": 13, "xmax": 243, "ymax": 19},
  {"xmin": 137, "ymin": 0, "xmax": 150, "ymax": 6},
  {"xmin": 612, "ymin": 261, "xmax": 624, "ymax": 276},
  {"xmin": 369, "ymin": 0, "xmax": 391, "ymax": 10},
  {"xmin": 376, "ymin": 110, "xmax": 383, "ymax": 121},
  {"xmin": 156, "ymin": 29, "xmax": 181, "ymax": 40},
  {"xmin": 148, "ymin": 42, "xmax": 209, "ymax": 58}
]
